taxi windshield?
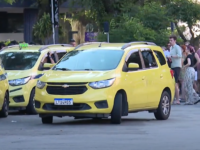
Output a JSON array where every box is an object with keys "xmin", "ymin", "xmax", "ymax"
[
  {"xmin": 0, "ymin": 51, "xmax": 40, "ymax": 70},
  {"xmin": 53, "ymin": 49, "xmax": 124, "ymax": 71}
]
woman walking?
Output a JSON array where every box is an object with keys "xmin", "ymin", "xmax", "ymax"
[
  {"xmin": 189, "ymin": 45, "xmax": 200, "ymax": 93},
  {"xmin": 183, "ymin": 46, "xmax": 200, "ymax": 105},
  {"xmin": 179, "ymin": 45, "xmax": 187, "ymax": 101}
]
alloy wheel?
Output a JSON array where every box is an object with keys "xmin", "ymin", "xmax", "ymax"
[{"xmin": 162, "ymin": 95, "xmax": 170, "ymax": 115}]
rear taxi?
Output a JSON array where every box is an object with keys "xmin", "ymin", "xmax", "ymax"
[
  {"xmin": 0, "ymin": 61, "xmax": 9, "ymax": 118},
  {"xmin": 35, "ymin": 42, "xmax": 175, "ymax": 124},
  {"xmin": 0, "ymin": 43, "xmax": 74, "ymax": 114}
]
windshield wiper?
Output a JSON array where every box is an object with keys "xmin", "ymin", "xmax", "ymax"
[
  {"xmin": 84, "ymin": 69, "xmax": 93, "ymax": 71},
  {"xmin": 55, "ymin": 68, "xmax": 71, "ymax": 71}
]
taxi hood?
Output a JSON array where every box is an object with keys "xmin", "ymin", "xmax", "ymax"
[
  {"xmin": 6, "ymin": 70, "xmax": 34, "ymax": 80},
  {"xmin": 41, "ymin": 70, "xmax": 118, "ymax": 83}
]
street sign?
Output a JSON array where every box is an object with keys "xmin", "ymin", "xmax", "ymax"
[
  {"xmin": 103, "ymin": 22, "xmax": 109, "ymax": 32},
  {"xmin": 103, "ymin": 22, "xmax": 110, "ymax": 43}
]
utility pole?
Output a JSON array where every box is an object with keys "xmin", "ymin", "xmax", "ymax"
[{"xmin": 51, "ymin": 0, "xmax": 55, "ymax": 44}]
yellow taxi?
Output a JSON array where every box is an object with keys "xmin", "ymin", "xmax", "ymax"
[
  {"xmin": 0, "ymin": 61, "xmax": 9, "ymax": 118},
  {"xmin": 0, "ymin": 43, "xmax": 74, "ymax": 114},
  {"xmin": 35, "ymin": 42, "xmax": 175, "ymax": 124}
]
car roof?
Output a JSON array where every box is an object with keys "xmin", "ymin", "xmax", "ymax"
[
  {"xmin": 0, "ymin": 44, "xmax": 74, "ymax": 54},
  {"xmin": 75, "ymin": 42, "xmax": 161, "ymax": 52}
]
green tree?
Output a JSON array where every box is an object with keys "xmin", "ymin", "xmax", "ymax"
[
  {"xmin": 2, "ymin": 0, "xmax": 16, "ymax": 4},
  {"xmin": 166, "ymin": 0, "xmax": 200, "ymax": 46},
  {"xmin": 32, "ymin": 12, "xmax": 52, "ymax": 44}
]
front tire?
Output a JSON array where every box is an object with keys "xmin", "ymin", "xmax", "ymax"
[
  {"xmin": 0, "ymin": 92, "xmax": 9, "ymax": 118},
  {"xmin": 42, "ymin": 116, "xmax": 53, "ymax": 124},
  {"xmin": 26, "ymin": 88, "xmax": 37, "ymax": 115},
  {"xmin": 111, "ymin": 93, "xmax": 122, "ymax": 124},
  {"xmin": 154, "ymin": 91, "xmax": 171, "ymax": 120}
]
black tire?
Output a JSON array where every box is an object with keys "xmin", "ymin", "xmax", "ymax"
[
  {"xmin": 111, "ymin": 93, "xmax": 122, "ymax": 124},
  {"xmin": 0, "ymin": 92, "xmax": 9, "ymax": 118},
  {"xmin": 154, "ymin": 91, "xmax": 171, "ymax": 120},
  {"xmin": 42, "ymin": 116, "xmax": 53, "ymax": 124},
  {"xmin": 26, "ymin": 88, "xmax": 37, "ymax": 115}
]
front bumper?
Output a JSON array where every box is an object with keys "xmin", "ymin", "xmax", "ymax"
[
  {"xmin": 9, "ymin": 80, "xmax": 36, "ymax": 109},
  {"xmin": 35, "ymin": 85, "xmax": 116, "ymax": 116}
]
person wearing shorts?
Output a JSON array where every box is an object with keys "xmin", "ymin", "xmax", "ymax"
[
  {"xmin": 172, "ymin": 67, "xmax": 181, "ymax": 83},
  {"xmin": 168, "ymin": 35, "xmax": 182, "ymax": 104}
]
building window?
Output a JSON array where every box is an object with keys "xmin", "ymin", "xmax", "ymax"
[{"xmin": 0, "ymin": 13, "xmax": 23, "ymax": 33}]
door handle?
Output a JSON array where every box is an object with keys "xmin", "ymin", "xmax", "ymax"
[
  {"xmin": 160, "ymin": 74, "xmax": 163, "ymax": 78},
  {"xmin": 142, "ymin": 77, "xmax": 145, "ymax": 80}
]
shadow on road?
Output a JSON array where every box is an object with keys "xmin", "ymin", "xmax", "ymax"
[
  {"xmin": 8, "ymin": 111, "xmax": 35, "ymax": 116},
  {"xmin": 52, "ymin": 118, "xmax": 156, "ymax": 125}
]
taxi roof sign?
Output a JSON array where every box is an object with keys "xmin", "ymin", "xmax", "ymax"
[{"xmin": 19, "ymin": 43, "xmax": 29, "ymax": 49}]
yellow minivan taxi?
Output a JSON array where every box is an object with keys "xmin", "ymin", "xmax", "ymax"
[
  {"xmin": 0, "ymin": 43, "xmax": 74, "ymax": 114},
  {"xmin": 0, "ymin": 61, "xmax": 9, "ymax": 118},
  {"xmin": 35, "ymin": 42, "xmax": 175, "ymax": 124}
]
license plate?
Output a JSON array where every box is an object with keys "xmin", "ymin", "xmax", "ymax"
[{"xmin": 54, "ymin": 98, "xmax": 73, "ymax": 105}]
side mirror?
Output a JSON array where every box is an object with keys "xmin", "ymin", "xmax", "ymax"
[
  {"xmin": 43, "ymin": 63, "xmax": 54, "ymax": 70},
  {"xmin": 128, "ymin": 63, "xmax": 139, "ymax": 70}
]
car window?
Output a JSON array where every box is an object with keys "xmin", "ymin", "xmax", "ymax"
[
  {"xmin": 57, "ymin": 52, "xmax": 67, "ymax": 60},
  {"xmin": 153, "ymin": 50, "xmax": 166, "ymax": 66},
  {"xmin": 38, "ymin": 52, "xmax": 56, "ymax": 71},
  {"xmin": 141, "ymin": 50, "xmax": 157, "ymax": 68},
  {"xmin": 0, "ymin": 52, "xmax": 40, "ymax": 70},
  {"xmin": 126, "ymin": 51, "xmax": 142, "ymax": 69}
]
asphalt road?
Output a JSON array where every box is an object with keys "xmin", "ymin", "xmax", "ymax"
[{"xmin": 0, "ymin": 105, "xmax": 200, "ymax": 150}]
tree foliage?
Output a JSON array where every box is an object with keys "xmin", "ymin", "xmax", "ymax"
[
  {"xmin": 166, "ymin": 0, "xmax": 200, "ymax": 46},
  {"xmin": 4, "ymin": 0, "xmax": 200, "ymax": 46},
  {"xmin": 32, "ymin": 12, "xmax": 52, "ymax": 44},
  {"xmin": 2, "ymin": 0, "xmax": 15, "ymax": 4}
]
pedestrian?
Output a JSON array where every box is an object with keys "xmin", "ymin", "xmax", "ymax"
[
  {"xmin": 162, "ymin": 46, "xmax": 170, "ymax": 58},
  {"xmin": 0, "ymin": 42, "xmax": 5, "ymax": 50},
  {"xmin": 70, "ymin": 39, "xmax": 76, "ymax": 47},
  {"xmin": 168, "ymin": 35, "xmax": 182, "ymax": 104},
  {"xmin": 188, "ymin": 45, "xmax": 200, "ymax": 93},
  {"xmin": 179, "ymin": 45, "xmax": 187, "ymax": 101},
  {"xmin": 165, "ymin": 44, "xmax": 172, "ymax": 68},
  {"xmin": 196, "ymin": 46, "xmax": 200, "ymax": 93},
  {"xmin": 182, "ymin": 45, "xmax": 200, "ymax": 105}
]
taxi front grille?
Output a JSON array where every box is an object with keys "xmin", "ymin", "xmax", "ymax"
[
  {"xmin": 43, "ymin": 103, "xmax": 91, "ymax": 111},
  {"xmin": 46, "ymin": 86, "xmax": 87, "ymax": 95}
]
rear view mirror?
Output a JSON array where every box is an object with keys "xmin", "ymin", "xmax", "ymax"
[
  {"xmin": 128, "ymin": 63, "xmax": 139, "ymax": 70},
  {"xmin": 43, "ymin": 63, "xmax": 54, "ymax": 70}
]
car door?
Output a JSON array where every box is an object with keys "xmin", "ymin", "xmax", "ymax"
[
  {"xmin": 153, "ymin": 49, "xmax": 170, "ymax": 105},
  {"xmin": 140, "ymin": 48, "xmax": 160, "ymax": 108},
  {"xmin": 124, "ymin": 49, "xmax": 148, "ymax": 110}
]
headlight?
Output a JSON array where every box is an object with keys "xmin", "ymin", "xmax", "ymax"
[
  {"xmin": 9, "ymin": 76, "xmax": 30, "ymax": 86},
  {"xmin": 0, "ymin": 74, "xmax": 6, "ymax": 81},
  {"xmin": 89, "ymin": 78, "xmax": 116, "ymax": 89},
  {"xmin": 36, "ymin": 80, "xmax": 46, "ymax": 89}
]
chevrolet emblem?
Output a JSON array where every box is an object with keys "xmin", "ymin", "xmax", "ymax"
[{"xmin": 62, "ymin": 84, "xmax": 69, "ymax": 88}]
